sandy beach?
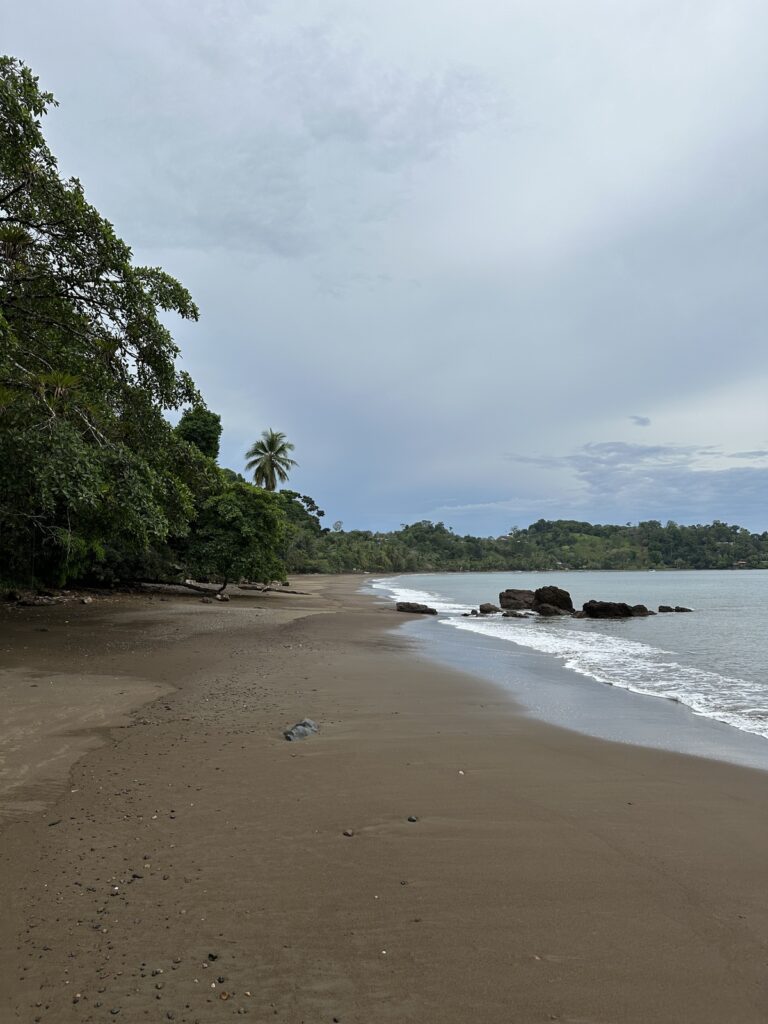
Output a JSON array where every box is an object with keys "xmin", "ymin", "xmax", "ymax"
[{"xmin": 2, "ymin": 575, "xmax": 768, "ymax": 1023}]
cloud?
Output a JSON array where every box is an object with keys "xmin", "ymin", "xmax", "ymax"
[{"xmin": 5, "ymin": 1, "xmax": 768, "ymax": 534}]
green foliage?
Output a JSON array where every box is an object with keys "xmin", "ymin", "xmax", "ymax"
[
  {"xmin": 245, "ymin": 428, "xmax": 297, "ymax": 490},
  {"xmin": 281, "ymin": 517, "xmax": 768, "ymax": 574},
  {"xmin": 182, "ymin": 478, "xmax": 286, "ymax": 585},
  {"xmin": 175, "ymin": 406, "xmax": 222, "ymax": 461},
  {"xmin": 0, "ymin": 57, "xmax": 248, "ymax": 586}
]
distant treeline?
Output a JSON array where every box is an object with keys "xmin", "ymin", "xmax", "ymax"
[{"xmin": 284, "ymin": 517, "xmax": 768, "ymax": 573}]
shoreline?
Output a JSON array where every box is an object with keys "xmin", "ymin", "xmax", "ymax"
[{"xmin": 2, "ymin": 577, "xmax": 768, "ymax": 1021}]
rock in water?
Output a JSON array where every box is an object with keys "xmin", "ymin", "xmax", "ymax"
[
  {"xmin": 478, "ymin": 603, "xmax": 500, "ymax": 615},
  {"xmin": 283, "ymin": 719, "xmax": 319, "ymax": 741},
  {"xmin": 582, "ymin": 600, "xmax": 640, "ymax": 618},
  {"xmin": 533, "ymin": 586, "xmax": 574, "ymax": 613},
  {"xmin": 498, "ymin": 588, "xmax": 535, "ymax": 610},
  {"xmin": 535, "ymin": 603, "xmax": 566, "ymax": 617},
  {"xmin": 396, "ymin": 602, "xmax": 438, "ymax": 615},
  {"xmin": 675, "ymin": 606, "xmax": 692, "ymax": 612},
  {"xmin": 658, "ymin": 605, "xmax": 674, "ymax": 613}
]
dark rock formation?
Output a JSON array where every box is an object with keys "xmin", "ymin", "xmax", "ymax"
[
  {"xmin": 658, "ymin": 605, "xmax": 674, "ymax": 613},
  {"xmin": 503, "ymin": 610, "xmax": 530, "ymax": 618},
  {"xmin": 674, "ymin": 606, "xmax": 692, "ymax": 613},
  {"xmin": 478, "ymin": 602, "xmax": 501, "ymax": 615},
  {"xmin": 535, "ymin": 603, "xmax": 566, "ymax": 617},
  {"xmin": 533, "ymin": 586, "xmax": 574, "ymax": 613},
  {"xmin": 498, "ymin": 588, "xmax": 535, "ymax": 610},
  {"xmin": 396, "ymin": 602, "xmax": 438, "ymax": 615},
  {"xmin": 582, "ymin": 600, "xmax": 639, "ymax": 618},
  {"xmin": 631, "ymin": 604, "xmax": 654, "ymax": 616}
]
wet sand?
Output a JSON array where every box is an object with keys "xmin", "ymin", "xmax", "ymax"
[{"xmin": 1, "ymin": 576, "xmax": 768, "ymax": 1023}]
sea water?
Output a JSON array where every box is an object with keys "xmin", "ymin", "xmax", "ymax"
[{"xmin": 369, "ymin": 571, "xmax": 768, "ymax": 766}]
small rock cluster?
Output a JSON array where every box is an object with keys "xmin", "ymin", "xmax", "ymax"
[{"xmin": 461, "ymin": 586, "xmax": 693, "ymax": 620}]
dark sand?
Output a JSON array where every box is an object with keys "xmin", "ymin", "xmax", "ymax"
[{"xmin": 1, "ymin": 576, "xmax": 767, "ymax": 1023}]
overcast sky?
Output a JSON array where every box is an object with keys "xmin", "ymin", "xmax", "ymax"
[{"xmin": 6, "ymin": 1, "xmax": 768, "ymax": 532}]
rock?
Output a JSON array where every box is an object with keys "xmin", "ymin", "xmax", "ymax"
[
  {"xmin": 502, "ymin": 610, "xmax": 529, "ymax": 618},
  {"xmin": 533, "ymin": 586, "xmax": 574, "ymax": 613},
  {"xmin": 499, "ymin": 588, "xmax": 535, "ymax": 610},
  {"xmin": 80, "ymin": 596, "xmax": 93, "ymax": 605},
  {"xmin": 283, "ymin": 718, "xmax": 319, "ymax": 741},
  {"xmin": 631, "ymin": 604, "xmax": 654, "ymax": 616},
  {"xmin": 396, "ymin": 602, "xmax": 438, "ymax": 615},
  {"xmin": 215, "ymin": 592, "xmax": 230, "ymax": 602},
  {"xmin": 18, "ymin": 596, "xmax": 58, "ymax": 607},
  {"xmin": 582, "ymin": 600, "xmax": 642, "ymax": 618},
  {"xmin": 658, "ymin": 605, "xmax": 674, "ymax": 613},
  {"xmin": 407, "ymin": 815, "xmax": 419, "ymax": 823},
  {"xmin": 201, "ymin": 597, "xmax": 213, "ymax": 604},
  {"xmin": 674, "ymin": 606, "xmax": 692, "ymax": 612},
  {"xmin": 470, "ymin": 609, "xmax": 479, "ymax": 616},
  {"xmin": 535, "ymin": 603, "xmax": 566, "ymax": 617},
  {"xmin": 478, "ymin": 603, "xmax": 500, "ymax": 615},
  {"xmin": 342, "ymin": 829, "xmax": 354, "ymax": 837}
]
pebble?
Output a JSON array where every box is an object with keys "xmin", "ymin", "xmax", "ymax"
[
  {"xmin": 407, "ymin": 815, "xmax": 419, "ymax": 823},
  {"xmin": 342, "ymin": 830, "xmax": 354, "ymax": 837}
]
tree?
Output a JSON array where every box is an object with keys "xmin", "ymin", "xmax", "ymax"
[
  {"xmin": 245, "ymin": 428, "xmax": 297, "ymax": 491},
  {"xmin": 0, "ymin": 56, "xmax": 208, "ymax": 585},
  {"xmin": 183, "ymin": 479, "xmax": 286, "ymax": 587},
  {"xmin": 176, "ymin": 406, "xmax": 222, "ymax": 461}
]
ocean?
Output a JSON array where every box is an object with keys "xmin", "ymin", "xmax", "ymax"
[{"xmin": 369, "ymin": 570, "xmax": 768, "ymax": 769}]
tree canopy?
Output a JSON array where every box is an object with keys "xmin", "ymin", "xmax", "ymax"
[
  {"xmin": 0, "ymin": 57, "xmax": 288, "ymax": 590},
  {"xmin": 175, "ymin": 406, "xmax": 222, "ymax": 461}
]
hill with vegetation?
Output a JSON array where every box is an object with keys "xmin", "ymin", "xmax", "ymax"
[{"xmin": 283, "ymin": 517, "xmax": 768, "ymax": 574}]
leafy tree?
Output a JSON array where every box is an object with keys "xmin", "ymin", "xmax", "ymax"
[
  {"xmin": 176, "ymin": 406, "xmax": 222, "ymax": 460},
  {"xmin": 0, "ymin": 56, "xmax": 208, "ymax": 585},
  {"xmin": 245, "ymin": 428, "xmax": 297, "ymax": 490},
  {"xmin": 182, "ymin": 479, "xmax": 286, "ymax": 587}
]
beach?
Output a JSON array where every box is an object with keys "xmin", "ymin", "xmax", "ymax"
[{"xmin": 2, "ymin": 576, "xmax": 768, "ymax": 1023}]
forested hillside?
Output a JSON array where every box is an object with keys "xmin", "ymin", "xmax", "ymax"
[{"xmin": 283, "ymin": 518, "xmax": 768, "ymax": 574}]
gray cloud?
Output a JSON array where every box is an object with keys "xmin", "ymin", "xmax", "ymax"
[{"xmin": 5, "ymin": 1, "xmax": 768, "ymax": 533}]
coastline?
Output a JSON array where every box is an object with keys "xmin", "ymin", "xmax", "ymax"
[{"xmin": 2, "ymin": 576, "xmax": 768, "ymax": 1022}]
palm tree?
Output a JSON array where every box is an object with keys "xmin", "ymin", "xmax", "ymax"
[{"xmin": 245, "ymin": 429, "xmax": 297, "ymax": 490}]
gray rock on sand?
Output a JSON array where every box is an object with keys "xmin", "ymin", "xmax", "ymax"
[
  {"xmin": 283, "ymin": 718, "xmax": 319, "ymax": 741},
  {"xmin": 396, "ymin": 602, "xmax": 438, "ymax": 615}
]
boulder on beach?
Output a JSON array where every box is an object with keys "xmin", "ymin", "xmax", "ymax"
[
  {"xmin": 533, "ymin": 586, "xmax": 574, "ymax": 613},
  {"xmin": 396, "ymin": 602, "xmax": 438, "ymax": 615},
  {"xmin": 499, "ymin": 588, "xmax": 535, "ymax": 610},
  {"xmin": 478, "ymin": 602, "xmax": 501, "ymax": 615}
]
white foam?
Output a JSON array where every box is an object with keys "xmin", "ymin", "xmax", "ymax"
[
  {"xmin": 370, "ymin": 579, "xmax": 768, "ymax": 740},
  {"xmin": 447, "ymin": 615, "xmax": 768, "ymax": 739}
]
